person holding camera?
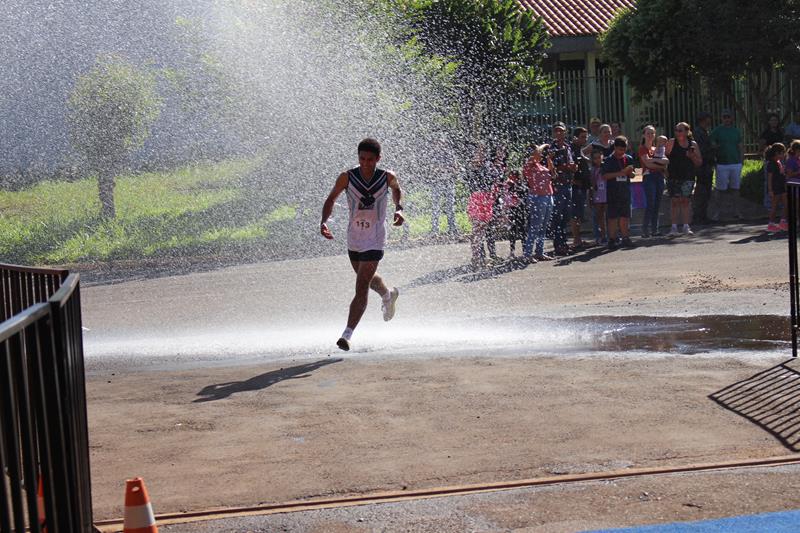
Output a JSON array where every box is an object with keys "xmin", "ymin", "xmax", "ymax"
[{"xmin": 666, "ymin": 122, "xmax": 703, "ymax": 235}]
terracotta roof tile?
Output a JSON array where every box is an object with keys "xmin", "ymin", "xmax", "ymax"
[{"xmin": 517, "ymin": 0, "xmax": 635, "ymax": 37}]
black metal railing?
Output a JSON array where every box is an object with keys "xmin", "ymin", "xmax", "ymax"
[
  {"xmin": 788, "ymin": 181, "xmax": 800, "ymax": 358},
  {"xmin": 0, "ymin": 264, "xmax": 93, "ymax": 532}
]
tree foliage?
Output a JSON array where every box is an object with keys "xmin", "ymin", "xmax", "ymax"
[
  {"xmin": 68, "ymin": 55, "xmax": 161, "ymax": 218},
  {"xmin": 162, "ymin": 16, "xmax": 256, "ymax": 159},
  {"xmin": 393, "ymin": 0, "xmax": 552, "ymax": 135},
  {"xmin": 600, "ymin": 0, "xmax": 800, "ymax": 138}
]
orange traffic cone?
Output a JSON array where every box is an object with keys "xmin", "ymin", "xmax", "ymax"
[
  {"xmin": 37, "ymin": 474, "xmax": 47, "ymax": 533},
  {"xmin": 123, "ymin": 477, "xmax": 157, "ymax": 533}
]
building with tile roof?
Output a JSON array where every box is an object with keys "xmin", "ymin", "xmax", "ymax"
[
  {"xmin": 517, "ymin": 0, "xmax": 635, "ymax": 38},
  {"xmin": 513, "ymin": 1, "xmax": 637, "ymax": 131},
  {"xmin": 513, "ymin": 0, "xmax": 788, "ymax": 152},
  {"xmin": 516, "ymin": 0, "xmax": 634, "ymax": 61}
]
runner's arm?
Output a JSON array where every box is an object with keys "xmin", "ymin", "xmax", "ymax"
[
  {"xmin": 320, "ymin": 172, "xmax": 349, "ymax": 239},
  {"xmin": 387, "ymin": 172, "xmax": 405, "ymax": 226}
]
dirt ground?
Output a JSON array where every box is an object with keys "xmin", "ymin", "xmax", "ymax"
[
  {"xmin": 87, "ymin": 355, "xmax": 800, "ymax": 521},
  {"xmin": 82, "ymin": 224, "xmax": 800, "ymax": 529}
]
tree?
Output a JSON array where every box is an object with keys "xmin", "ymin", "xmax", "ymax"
[
  {"xmin": 67, "ymin": 55, "xmax": 162, "ymax": 219},
  {"xmin": 394, "ymin": 0, "xmax": 552, "ymax": 136},
  {"xmin": 162, "ymin": 16, "xmax": 256, "ymax": 159},
  {"xmin": 600, "ymin": 0, "xmax": 800, "ymax": 139}
]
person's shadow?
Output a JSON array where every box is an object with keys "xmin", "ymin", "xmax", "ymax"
[{"xmin": 193, "ymin": 358, "xmax": 343, "ymax": 402}]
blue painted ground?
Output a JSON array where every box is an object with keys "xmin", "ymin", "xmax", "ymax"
[{"xmin": 589, "ymin": 509, "xmax": 800, "ymax": 532}]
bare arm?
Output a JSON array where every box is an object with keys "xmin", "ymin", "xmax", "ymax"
[
  {"xmin": 320, "ymin": 172, "xmax": 349, "ymax": 239},
  {"xmin": 665, "ymin": 138, "xmax": 676, "ymax": 156},
  {"xmin": 639, "ymin": 150, "xmax": 661, "ymax": 170},
  {"xmin": 688, "ymin": 141, "xmax": 703, "ymax": 167},
  {"xmin": 387, "ymin": 171, "xmax": 405, "ymax": 226}
]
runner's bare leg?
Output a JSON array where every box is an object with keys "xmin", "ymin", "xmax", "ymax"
[{"xmin": 347, "ymin": 260, "xmax": 386, "ymax": 329}]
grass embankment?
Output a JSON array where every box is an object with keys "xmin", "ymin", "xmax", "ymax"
[
  {"xmin": 0, "ymin": 158, "xmax": 293, "ymax": 265},
  {"xmin": 0, "ymin": 159, "xmax": 469, "ymax": 267}
]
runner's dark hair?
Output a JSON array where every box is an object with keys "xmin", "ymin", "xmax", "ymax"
[{"xmin": 358, "ymin": 138, "xmax": 381, "ymax": 157}]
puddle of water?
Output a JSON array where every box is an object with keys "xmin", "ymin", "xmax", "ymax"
[{"xmin": 577, "ymin": 315, "xmax": 790, "ymax": 354}]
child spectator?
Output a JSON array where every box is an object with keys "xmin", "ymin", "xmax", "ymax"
[
  {"xmin": 498, "ymin": 169, "xmax": 528, "ymax": 259},
  {"xmin": 765, "ymin": 143, "xmax": 788, "ymax": 232},
  {"xmin": 602, "ymin": 136, "xmax": 635, "ymax": 250},
  {"xmin": 522, "ymin": 144, "xmax": 556, "ymax": 262},
  {"xmin": 651, "ymin": 136, "xmax": 670, "ymax": 173},
  {"xmin": 589, "ymin": 150, "xmax": 608, "ymax": 244},
  {"xmin": 466, "ymin": 144, "xmax": 498, "ymax": 269}
]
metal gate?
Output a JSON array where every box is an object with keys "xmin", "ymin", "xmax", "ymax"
[
  {"xmin": 789, "ymin": 182, "xmax": 800, "ymax": 358},
  {"xmin": 0, "ymin": 264, "xmax": 93, "ymax": 532}
]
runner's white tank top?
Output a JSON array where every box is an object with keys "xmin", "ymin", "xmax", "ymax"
[{"xmin": 345, "ymin": 167, "xmax": 389, "ymax": 252}]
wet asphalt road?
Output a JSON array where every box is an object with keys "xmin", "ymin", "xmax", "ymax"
[{"xmin": 80, "ymin": 223, "xmax": 791, "ymax": 372}]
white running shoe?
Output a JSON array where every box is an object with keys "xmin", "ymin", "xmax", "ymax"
[{"xmin": 382, "ymin": 287, "xmax": 399, "ymax": 321}]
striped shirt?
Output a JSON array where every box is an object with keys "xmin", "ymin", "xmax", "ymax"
[{"xmin": 345, "ymin": 167, "xmax": 389, "ymax": 252}]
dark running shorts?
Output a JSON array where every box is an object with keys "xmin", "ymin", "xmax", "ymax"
[
  {"xmin": 348, "ymin": 249, "xmax": 384, "ymax": 262},
  {"xmin": 667, "ymin": 179, "xmax": 695, "ymax": 198},
  {"xmin": 606, "ymin": 200, "xmax": 631, "ymax": 219}
]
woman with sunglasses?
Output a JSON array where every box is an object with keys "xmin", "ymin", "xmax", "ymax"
[{"xmin": 666, "ymin": 122, "xmax": 703, "ymax": 235}]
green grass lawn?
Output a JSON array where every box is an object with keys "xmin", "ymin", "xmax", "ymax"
[
  {"xmin": 0, "ymin": 158, "xmax": 289, "ymax": 265},
  {"xmin": 738, "ymin": 158, "xmax": 766, "ymax": 204}
]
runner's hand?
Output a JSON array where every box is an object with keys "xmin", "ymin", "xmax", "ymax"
[
  {"xmin": 320, "ymin": 222, "xmax": 334, "ymax": 240},
  {"xmin": 393, "ymin": 210, "xmax": 405, "ymax": 226}
]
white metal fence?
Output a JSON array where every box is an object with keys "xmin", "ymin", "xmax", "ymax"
[{"xmin": 517, "ymin": 68, "xmax": 798, "ymax": 152}]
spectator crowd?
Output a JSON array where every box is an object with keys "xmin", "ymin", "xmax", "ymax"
[{"xmin": 426, "ymin": 111, "xmax": 800, "ymax": 269}]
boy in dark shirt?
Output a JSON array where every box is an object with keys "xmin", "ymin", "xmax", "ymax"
[{"xmin": 602, "ymin": 136, "xmax": 635, "ymax": 250}]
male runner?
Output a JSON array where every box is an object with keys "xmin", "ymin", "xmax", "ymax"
[{"xmin": 320, "ymin": 138, "xmax": 404, "ymax": 351}]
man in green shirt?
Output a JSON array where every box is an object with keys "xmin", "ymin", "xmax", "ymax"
[{"xmin": 709, "ymin": 109, "xmax": 744, "ymax": 220}]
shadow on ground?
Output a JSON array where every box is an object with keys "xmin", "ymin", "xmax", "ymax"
[
  {"xmin": 709, "ymin": 358, "xmax": 800, "ymax": 451},
  {"xmin": 194, "ymin": 358, "xmax": 343, "ymax": 402},
  {"xmin": 77, "ymin": 221, "xmax": 771, "ymax": 288}
]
